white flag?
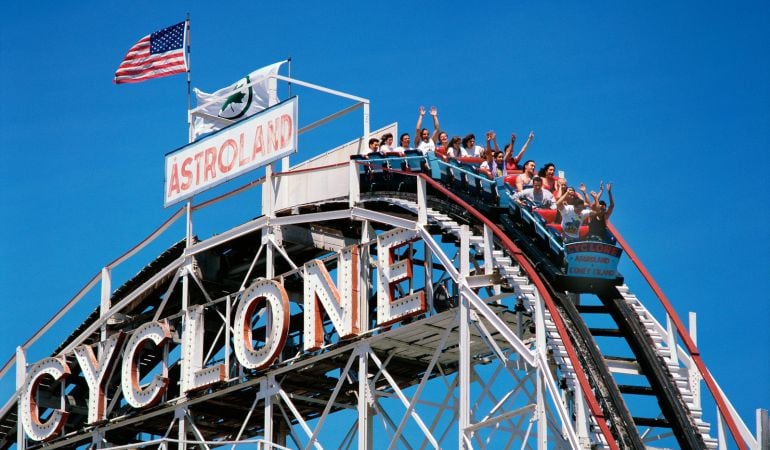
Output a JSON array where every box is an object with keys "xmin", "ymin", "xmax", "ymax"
[{"xmin": 191, "ymin": 60, "xmax": 286, "ymax": 140}]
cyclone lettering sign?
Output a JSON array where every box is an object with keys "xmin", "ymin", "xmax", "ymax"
[
  {"xmin": 19, "ymin": 229, "xmax": 425, "ymax": 442},
  {"xmin": 164, "ymin": 97, "xmax": 298, "ymax": 207}
]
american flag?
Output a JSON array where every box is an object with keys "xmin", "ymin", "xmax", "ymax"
[{"xmin": 114, "ymin": 21, "xmax": 188, "ymax": 84}]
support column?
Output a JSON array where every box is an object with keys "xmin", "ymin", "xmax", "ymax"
[
  {"xmin": 264, "ymin": 377, "xmax": 275, "ymax": 446},
  {"xmin": 359, "ymin": 221, "xmax": 373, "ymax": 332},
  {"xmin": 15, "ymin": 347, "xmax": 26, "ymax": 450},
  {"xmin": 358, "ymin": 222, "xmax": 373, "ymax": 449},
  {"xmin": 225, "ymin": 295, "xmax": 232, "ymax": 379},
  {"xmin": 182, "ymin": 199, "xmax": 193, "ymax": 316},
  {"xmin": 688, "ymin": 312, "xmax": 702, "ymax": 410},
  {"xmin": 416, "ymin": 176, "xmax": 427, "ymax": 226},
  {"xmin": 483, "ymin": 225, "xmax": 499, "ymax": 296},
  {"xmin": 263, "ymin": 164, "xmax": 275, "ymax": 218},
  {"xmin": 458, "ymin": 225, "xmax": 471, "ymax": 449},
  {"xmin": 176, "ymin": 407, "xmax": 186, "ymax": 450},
  {"xmin": 358, "ymin": 347, "xmax": 372, "ymax": 450},
  {"xmin": 349, "ymin": 160, "xmax": 360, "ymax": 208},
  {"xmin": 574, "ymin": 381, "xmax": 591, "ymax": 449},
  {"xmin": 414, "ymin": 158, "xmax": 431, "ymax": 316},
  {"xmin": 264, "ymin": 228, "xmax": 274, "ymax": 279},
  {"xmin": 180, "ymin": 201, "xmax": 193, "ymax": 407},
  {"xmin": 100, "ymin": 267, "xmax": 111, "ymax": 342},
  {"xmin": 362, "ymin": 102, "xmax": 370, "ymax": 153},
  {"xmin": 666, "ymin": 314, "xmax": 679, "ymax": 366},
  {"xmin": 534, "ymin": 290, "xmax": 548, "ymax": 450},
  {"xmin": 91, "ymin": 429, "xmax": 104, "ymax": 449},
  {"xmin": 96, "ymin": 270, "xmax": 110, "ymax": 445},
  {"xmin": 424, "ymin": 241, "xmax": 433, "ymax": 314},
  {"xmin": 717, "ymin": 410, "xmax": 726, "ymax": 449},
  {"xmin": 758, "ymin": 409, "xmax": 769, "ymax": 450}
]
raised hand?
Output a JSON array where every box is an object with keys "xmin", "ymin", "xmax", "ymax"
[
  {"xmin": 419, "ymin": 105, "xmax": 425, "ymax": 116},
  {"xmin": 429, "ymin": 106, "xmax": 437, "ymax": 116}
]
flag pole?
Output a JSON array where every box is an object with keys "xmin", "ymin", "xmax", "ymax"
[
  {"xmin": 287, "ymin": 56, "xmax": 292, "ymax": 98},
  {"xmin": 184, "ymin": 13, "xmax": 194, "ymax": 264},
  {"xmin": 186, "ymin": 13, "xmax": 193, "ymax": 144}
]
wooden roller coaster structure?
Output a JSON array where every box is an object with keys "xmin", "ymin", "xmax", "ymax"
[{"xmin": 0, "ymin": 80, "xmax": 766, "ymax": 450}]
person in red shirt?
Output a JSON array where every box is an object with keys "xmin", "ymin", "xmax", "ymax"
[
  {"xmin": 504, "ymin": 131, "xmax": 534, "ymax": 172},
  {"xmin": 538, "ymin": 162, "xmax": 559, "ymax": 194}
]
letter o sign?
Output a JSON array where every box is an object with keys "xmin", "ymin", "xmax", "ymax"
[{"xmin": 233, "ymin": 279, "xmax": 290, "ymax": 371}]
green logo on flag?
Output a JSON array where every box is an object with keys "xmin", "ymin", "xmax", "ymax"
[{"xmin": 219, "ymin": 75, "xmax": 253, "ymax": 120}]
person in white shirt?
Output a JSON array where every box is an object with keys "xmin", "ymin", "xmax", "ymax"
[
  {"xmin": 379, "ymin": 133, "xmax": 394, "ymax": 153},
  {"xmin": 367, "ymin": 138, "xmax": 381, "ymax": 154},
  {"xmin": 445, "ymin": 136, "xmax": 462, "ymax": 158},
  {"xmin": 414, "ymin": 106, "xmax": 440, "ymax": 154},
  {"xmin": 394, "ymin": 133, "xmax": 413, "ymax": 153},
  {"xmin": 479, "ymin": 149, "xmax": 506, "ymax": 178},
  {"xmin": 461, "ymin": 134, "xmax": 484, "ymax": 157},
  {"xmin": 556, "ymin": 186, "xmax": 591, "ymax": 242}
]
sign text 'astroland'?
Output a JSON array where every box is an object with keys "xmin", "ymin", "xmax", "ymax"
[{"xmin": 164, "ymin": 97, "xmax": 297, "ymax": 206}]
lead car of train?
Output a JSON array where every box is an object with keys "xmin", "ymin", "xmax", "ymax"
[{"xmin": 351, "ymin": 149, "xmax": 625, "ymax": 294}]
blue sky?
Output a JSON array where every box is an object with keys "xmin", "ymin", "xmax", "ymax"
[{"xmin": 1, "ymin": 0, "xmax": 768, "ymax": 444}]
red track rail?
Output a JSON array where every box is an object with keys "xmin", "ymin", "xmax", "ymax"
[{"xmin": 608, "ymin": 222, "xmax": 747, "ymax": 450}]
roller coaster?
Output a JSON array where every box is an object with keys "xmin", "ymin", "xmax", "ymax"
[{"xmin": 0, "ymin": 86, "xmax": 767, "ymax": 450}]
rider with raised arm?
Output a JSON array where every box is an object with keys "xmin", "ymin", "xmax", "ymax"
[
  {"xmin": 556, "ymin": 185, "xmax": 591, "ymax": 242},
  {"xmin": 414, "ymin": 106, "xmax": 440, "ymax": 154},
  {"xmin": 588, "ymin": 182, "xmax": 615, "ymax": 242},
  {"xmin": 578, "ymin": 182, "xmax": 592, "ymax": 205},
  {"xmin": 504, "ymin": 131, "xmax": 534, "ymax": 172},
  {"xmin": 482, "ymin": 131, "xmax": 506, "ymax": 177}
]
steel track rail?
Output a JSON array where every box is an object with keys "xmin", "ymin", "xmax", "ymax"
[
  {"xmin": 598, "ymin": 287, "xmax": 706, "ymax": 449},
  {"xmin": 546, "ymin": 289, "xmax": 644, "ymax": 449}
]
